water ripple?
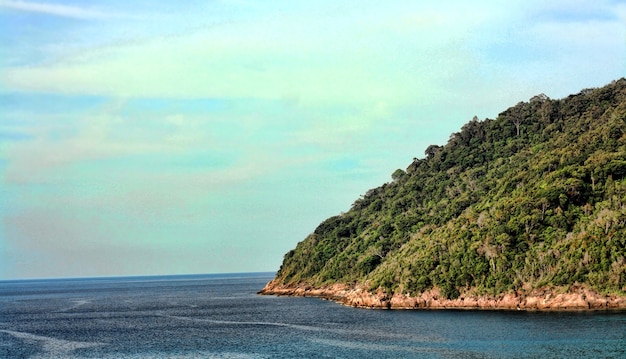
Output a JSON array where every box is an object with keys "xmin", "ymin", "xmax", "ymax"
[{"xmin": 0, "ymin": 329, "xmax": 104, "ymax": 358}]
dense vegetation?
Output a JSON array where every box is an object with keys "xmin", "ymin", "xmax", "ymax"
[{"xmin": 273, "ymin": 79, "xmax": 626, "ymax": 299}]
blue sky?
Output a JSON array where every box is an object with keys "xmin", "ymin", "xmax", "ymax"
[{"xmin": 1, "ymin": 0, "xmax": 624, "ymax": 279}]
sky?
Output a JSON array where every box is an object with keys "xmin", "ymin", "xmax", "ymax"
[{"xmin": 1, "ymin": 0, "xmax": 624, "ymax": 279}]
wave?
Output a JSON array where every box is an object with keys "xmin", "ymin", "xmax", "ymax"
[
  {"xmin": 161, "ymin": 314, "xmax": 444, "ymax": 343},
  {"xmin": 0, "ymin": 329, "xmax": 104, "ymax": 358}
]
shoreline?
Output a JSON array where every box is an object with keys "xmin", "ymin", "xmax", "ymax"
[{"xmin": 258, "ymin": 280, "xmax": 626, "ymax": 311}]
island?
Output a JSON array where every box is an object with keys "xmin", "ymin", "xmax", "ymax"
[{"xmin": 260, "ymin": 79, "xmax": 626, "ymax": 310}]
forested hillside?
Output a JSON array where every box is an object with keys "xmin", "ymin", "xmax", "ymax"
[{"xmin": 268, "ymin": 79, "xmax": 626, "ymax": 301}]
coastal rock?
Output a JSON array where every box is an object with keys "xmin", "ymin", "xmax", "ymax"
[{"xmin": 259, "ymin": 281, "xmax": 626, "ymax": 311}]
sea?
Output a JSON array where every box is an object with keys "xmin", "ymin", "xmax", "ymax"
[{"xmin": 0, "ymin": 272, "xmax": 624, "ymax": 358}]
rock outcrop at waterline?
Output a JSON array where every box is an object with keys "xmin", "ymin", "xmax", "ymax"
[{"xmin": 259, "ymin": 281, "xmax": 626, "ymax": 310}]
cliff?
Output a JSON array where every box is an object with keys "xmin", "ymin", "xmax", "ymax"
[{"xmin": 261, "ymin": 79, "xmax": 626, "ymax": 310}]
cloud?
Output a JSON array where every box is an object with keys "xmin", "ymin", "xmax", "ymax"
[
  {"xmin": 4, "ymin": 0, "xmax": 622, "ymax": 112},
  {"xmin": 0, "ymin": 0, "xmax": 119, "ymax": 19},
  {"xmin": 1, "ymin": 94, "xmax": 361, "ymax": 200},
  {"xmin": 0, "ymin": 2, "xmax": 480, "ymax": 107},
  {"xmin": 522, "ymin": 0, "xmax": 623, "ymax": 23}
]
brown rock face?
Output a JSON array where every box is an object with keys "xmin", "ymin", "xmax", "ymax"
[{"xmin": 258, "ymin": 281, "xmax": 626, "ymax": 311}]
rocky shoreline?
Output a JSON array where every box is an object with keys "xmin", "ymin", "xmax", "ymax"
[{"xmin": 258, "ymin": 280, "xmax": 626, "ymax": 311}]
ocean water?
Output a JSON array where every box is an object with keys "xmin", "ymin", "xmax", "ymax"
[{"xmin": 0, "ymin": 273, "xmax": 624, "ymax": 358}]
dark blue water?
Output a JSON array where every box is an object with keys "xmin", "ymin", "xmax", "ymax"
[{"xmin": 0, "ymin": 273, "xmax": 624, "ymax": 358}]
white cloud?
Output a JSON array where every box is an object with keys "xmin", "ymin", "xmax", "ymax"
[
  {"xmin": 0, "ymin": 2, "xmax": 482, "ymax": 107},
  {"xmin": 0, "ymin": 0, "xmax": 120, "ymax": 19}
]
